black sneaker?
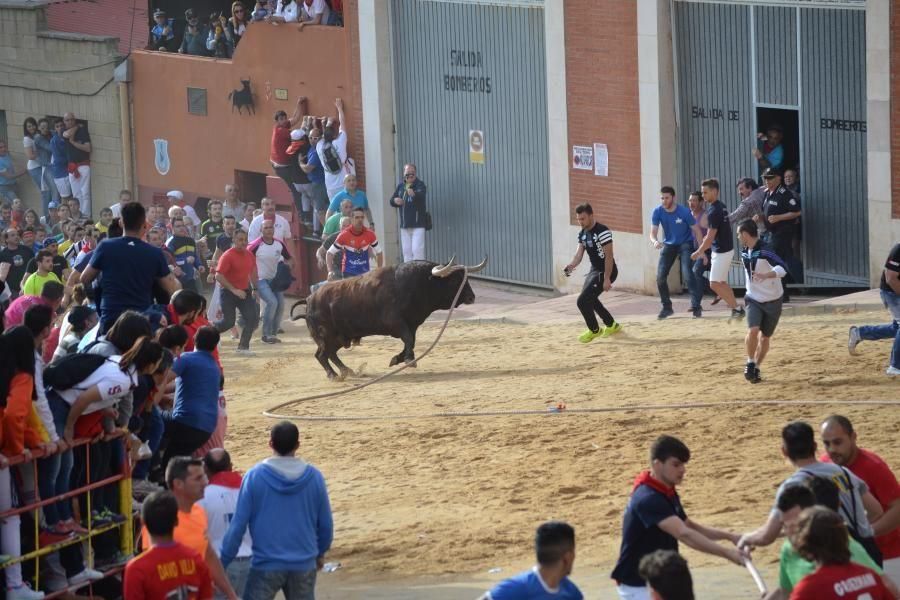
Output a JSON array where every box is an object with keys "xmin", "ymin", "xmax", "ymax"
[
  {"xmin": 657, "ymin": 307, "xmax": 674, "ymax": 320},
  {"xmin": 730, "ymin": 307, "xmax": 746, "ymax": 321},
  {"xmin": 692, "ymin": 307, "xmax": 702, "ymax": 319},
  {"xmin": 744, "ymin": 362, "xmax": 761, "ymax": 383},
  {"xmin": 261, "ymin": 336, "xmax": 277, "ymax": 344}
]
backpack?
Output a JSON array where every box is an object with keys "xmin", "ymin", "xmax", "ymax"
[
  {"xmin": 44, "ymin": 353, "xmax": 109, "ymax": 391},
  {"xmin": 321, "ymin": 142, "xmax": 342, "ymax": 174}
]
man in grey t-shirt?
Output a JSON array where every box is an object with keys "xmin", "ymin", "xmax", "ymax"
[{"xmin": 738, "ymin": 421, "xmax": 884, "ymax": 552}]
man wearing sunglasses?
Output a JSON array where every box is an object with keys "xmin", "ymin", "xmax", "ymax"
[
  {"xmin": 390, "ymin": 164, "xmax": 428, "ymax": 262},
  {"xmin": 179, "ymin": 8, "xmax": 210, "ymax": 56}
]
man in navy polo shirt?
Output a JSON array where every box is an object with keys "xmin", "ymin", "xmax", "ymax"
[
  {"xmin": 612, "ymin": 435, "xmax": 745, "ymax": 600},
  {"xmin": 80, "ymin": 201, "xmax": 179, "ymax": 333},
  {"xmin": 650, "ymin": 186, "xmax": 703, "ymax": 319},
  {"xmin": 691, "ymin": 178, "xmax": 744, "ymax": 320}
]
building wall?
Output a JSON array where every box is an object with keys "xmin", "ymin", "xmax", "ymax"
[
  {"xmin": 0, "ymin": 3, "xmax": 125, "ymax": 218},
  {"xmin": 892, "ymin": 0, "xmax": 900, "ymax": 220},
  {"xmin": 45, "ymin": 0, "xmax": 148, "ymax": 55},
  {"xmin": 563, "ymin": 0, "xmax": 642, "ymax": 235},
  {"xmin": 130, "ymin": 9, "xmax": 365, "ymax": 207}
]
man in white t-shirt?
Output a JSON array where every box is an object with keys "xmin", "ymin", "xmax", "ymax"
[
  {"xmin": 247, "ymin": 197, "xmax": 290, "ymax": 243},
  {"xmin": 109, "ymin": 189, "xmax": 132, "ymax": 220},
  {"xmin": 200, "ymin": 449, "xmax": 253, "ymax": 599},
  {"xmin": 298, "ymin": 0, "xmax": 331, "ymax": 26},
  {"xmin": 316, "ymin": 98, "xmax": 349, "ymax": 201}
]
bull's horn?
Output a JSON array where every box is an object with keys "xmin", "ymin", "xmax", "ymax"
[
  {"xmin": 431, "ymin": 262, "xmax": 458, "ymax": 278},
  {"xmin": 465, "ymin": 256, "xmax": 488, "ymax": 274},
  {"xmin": 448, "ymin": 254, "xmax": 457, "ymax": 266}
]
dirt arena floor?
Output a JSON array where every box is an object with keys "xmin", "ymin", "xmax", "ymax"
[{"xmin": 219, "ymin": 308, "xmax": 899, "ymax": 582}]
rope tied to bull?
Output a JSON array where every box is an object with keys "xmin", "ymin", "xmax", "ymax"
[{"xmin": 263, "ymin": 262, "xmax": 474, "ymax": 419}]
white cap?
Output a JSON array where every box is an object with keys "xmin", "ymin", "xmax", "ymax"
[
  {"xmin": 290, "ymin": 128, "xmax": 307, "ymax": 141},
  {"xmin": 166, "ymin": 190, "xmax": 184, "ymax": 201}
]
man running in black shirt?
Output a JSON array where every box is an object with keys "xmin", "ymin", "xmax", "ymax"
[
  {"xmin": 691, "ymin": 178, "xmax": 744, "ymax": 320},
  {"xmin": 564, "ymin": 203, "xmax": 622, "ymax": 343}
]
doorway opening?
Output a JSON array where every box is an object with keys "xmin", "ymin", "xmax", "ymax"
[
  {"xmin": 755, "ymin": 107, "xmax": 803, "ymax": 286},
  {"xmin": 234, "ymin": 170, "xmax": 268, "ymax": 205},
  {"xmin": 755, "ymin": 107, "xmax": 799, "ymax": 176}
]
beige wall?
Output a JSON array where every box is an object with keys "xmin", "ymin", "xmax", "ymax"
[{"xmin": 0, "ymin": 4, "xmax": 125, "ymax": 218}]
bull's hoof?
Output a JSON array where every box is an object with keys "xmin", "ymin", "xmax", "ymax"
[
  {"xmin": 340, "ymin": 368, "xmax": 355, "ymax": 379},
  {"xmin": 405, "ymin": 359, "xmax": 417, "ymax": 368},
  {"xmin": 389, "ymin": 355, "xmax": 402, "ymax": 367}
]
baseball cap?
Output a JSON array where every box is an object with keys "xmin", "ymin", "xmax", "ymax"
[
  {"xmin": 167, "ymin": 190, "xmax": 184, "ymax": 201},
  {"xmin": 761, "ymin": 167, "xmax": 782, "ymax": 179},
  {"xmin": 286, "ymin": 129, "xmax": 308, "ymax": 155},
  {"xmin": 153, "ymin": 8, "xmax": 166, "ymax": 17},
  {"xmin": 42, "ymin": 238, "xmax": 58, "ymax": 248},
  {"xmin": 48, "ymin": 201, "xmax": 59, "ymax": 209}
]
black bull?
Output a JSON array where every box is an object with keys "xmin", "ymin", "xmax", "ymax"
[{"xmin": 290, "ymin": 259, "xmax": 484, "ymax": 380}]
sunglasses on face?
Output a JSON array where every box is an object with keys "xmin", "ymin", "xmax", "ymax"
[{"xmin": 404, "ymin": 173, "xmax": 415, "ymax": 178}]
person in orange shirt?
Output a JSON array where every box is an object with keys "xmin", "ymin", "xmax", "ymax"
[
  {"xmin": 140, "ymin": 457, "xmax": 238, "ymax": 600},
  {"xmin": 126, "ymin": 490, "xmax": 213, "ymax": 599},
  {"xmin": 0, "ymin": 326, "xmax": 48, "ymax": 600}
]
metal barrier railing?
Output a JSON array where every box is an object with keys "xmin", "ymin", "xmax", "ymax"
[{"xmin": 0, "ymin": 431, "xmax": 136, "ymax": 598}]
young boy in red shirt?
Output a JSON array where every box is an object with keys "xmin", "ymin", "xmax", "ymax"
[{"xmin": 125, "ymin": 491, "xmax": 213, "ymax": 599}]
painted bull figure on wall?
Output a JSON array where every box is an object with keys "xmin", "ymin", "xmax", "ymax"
[{"xmin": 291, "ymin": 257, "xmax": 487, "ymax": 380}]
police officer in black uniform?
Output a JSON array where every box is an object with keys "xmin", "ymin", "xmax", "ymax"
[{"xmin": 762, "ymin": 167, "xmax": 801, "ymax": 301}]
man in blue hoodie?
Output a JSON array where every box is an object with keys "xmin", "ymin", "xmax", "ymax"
[{"xmin": 220, "ymin": 421, "xmax": 333, "ymax": 600}]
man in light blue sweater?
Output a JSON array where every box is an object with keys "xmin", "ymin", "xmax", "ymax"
[{"xmin": 220, "ymin": 421, "xmax": 333, "ymax": 600}]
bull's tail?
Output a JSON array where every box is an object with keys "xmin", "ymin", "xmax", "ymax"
[{"xmin": 290, "ymin": 299, "xmax": 308, "ymax": 321}]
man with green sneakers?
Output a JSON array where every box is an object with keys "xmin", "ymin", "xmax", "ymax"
[{"xmin": 564, "ymin": 203, "xmax": 622, "ymax": 343}]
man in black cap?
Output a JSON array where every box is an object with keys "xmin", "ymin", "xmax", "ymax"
[
  {"xmin": 762, "ymin": 167, "xmax": 801, "ymax": 302},
  {"xmin": 179, "ymin": 8, "xmax": 209, "ymax": 56},
  {"xmin": 150, "ymin": 8, "xmax": 176, "ymax": 52}
]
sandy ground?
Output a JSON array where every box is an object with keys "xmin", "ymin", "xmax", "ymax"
[{"xmin": 218, "ymin": 308, "xmax": 899, "ymax": 595}]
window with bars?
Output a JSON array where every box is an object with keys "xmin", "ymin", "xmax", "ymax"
[{"xmin": 187, "ymin": 87, "xmax": 207, "ymax": 116}]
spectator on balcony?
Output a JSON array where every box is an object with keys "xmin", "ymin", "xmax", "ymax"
[
  {"xmin": 150, "ymin": 9, "xmax": 176, "ymax": 52},
  {"xmin": 61, "ymin": 113, "xmax": 92, "ymax": 217},
  {"xmin": 179, "ymin": 9, "xmax": 210, "ymax": 56},
  {"xmin": 22, "ymin": 118, "xmax": 53, "ymax": 218},
  {"xmin": 228, "ymin": 2, "xmax": 250, "ymax": 47},
  {"xmin": 298, "ymin": 0, "xmax": 333, "ymax": 27},
  {"xmin": 267, "ymin": 0, "xmax": 300, "ymax": 23},
  {"xmin": 251, "ymin": 0, "xmax": 271, "ymax": 21},
  {"xmin": 49, "ymin": 120, "xmax": 73, "ymax": 205},
  {"xmin": 207, "ymin": 12, "xmax": 235, "ymax": 59},
  {"xmin": 0, "ymin": 141, "xmax": 21, "ymax": 204}
]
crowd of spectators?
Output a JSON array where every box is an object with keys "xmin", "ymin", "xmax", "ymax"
[{"xmin": 150, "ymin": 0, "xmax": 343, "ymax": 57}]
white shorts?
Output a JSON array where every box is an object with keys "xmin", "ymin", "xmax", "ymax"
[
  {"xmin": 710, "ymin": 249, "xmax": 734, "ymax": 283},
  {"xmin": 616, "ymin": 585, "xmax": 650, "ymax": 600},
  {"xmin": 53, "ymin": 176, "xmax": 72, "ymax": 198}
]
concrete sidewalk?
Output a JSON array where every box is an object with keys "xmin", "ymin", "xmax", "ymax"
[{"xmin": 430, "ymin": 282, "xmax": 885, "ymax": 325}]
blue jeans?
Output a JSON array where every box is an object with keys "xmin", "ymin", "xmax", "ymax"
[
  {"xmin": 257, "ymin": 278, "xmax": 285, "ymax": 338},
  {"xmin": 858, "ymin": 289, "xmax": 900, "ymax": 369},
  {"xmin": 132, "ymin": 405, "xmax": 164, "ymax": 480},
  {"xmin": 41, "ymin": 392, "xmax": 74, "ymax": 524},
  {"xmin": 0, "ymin": 183, "xmax": 16, "ymax": 202},
  {"xmin": 215, "ymin": 556, "xmax": 252, "ymax": 599},
  {"xmin": 27, "ymin": 165, "xmax": 58, "ymax": 218},
  {"xmin": 657, "ymin": 241, "xmax": 701, "ymax": 310},
  {"xmin": 692, "ymin": 254, "xmax": 713, "ymax": 297},
  {"xmin": 243, "ymin": 568, "xmax": 317, "ymax": 600}
]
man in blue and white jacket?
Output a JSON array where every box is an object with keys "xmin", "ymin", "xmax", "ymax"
[
  {"xmin": 737, "ymin": 218, "xmax": 788, "ymax": 384},
  {"xmin": 220, "ymin": 421, "xmax": 333, "ymax": 600}
]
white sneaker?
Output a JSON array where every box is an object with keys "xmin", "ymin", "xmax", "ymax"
[
  {"xmin": 887, "ymin": 366, "xmax": 900, "ymax": 376},
  {"xmin": 7, "ymin": 584, "xmax": 45, "ymax": 600},
  {"xmin": 235, "ymin": 348, "xmax": 256, "ymax": 356},
  {"xmin": 848, "ymin": 326, "xmax": 861, "ymax": 355},
  {"xmin": 68, "ymin": 567, "xmax": 104, "ymax": 588}
]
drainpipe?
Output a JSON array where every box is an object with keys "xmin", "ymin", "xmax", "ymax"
[{"xmin": 114, "ymin": 59, "xmax": 134, "ymax": 194}]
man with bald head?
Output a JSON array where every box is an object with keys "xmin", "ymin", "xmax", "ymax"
[
  {"xmin": 821, "ymin": 415, "xmax": 900, "ymax": 586},
  {"xmin": 200, "ymin": 448, "xmax": 253, "ymax": 598},
  {"xmin": 61, "ymin": 112, "xmax": 92, "ymax": 216}
]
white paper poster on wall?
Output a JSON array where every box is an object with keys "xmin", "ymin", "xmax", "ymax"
[
  {"xmin": 593, "ymin": 143, "xmax": 608, "ymax": 177},
  {"xmin": 572, "ymin": 145, "xmax": 593, "ymax": 170}
]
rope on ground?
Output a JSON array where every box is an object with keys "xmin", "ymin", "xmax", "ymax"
[{"xmin": 263, "ymin": 269, "xmax": 471, "ymax": 419}]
